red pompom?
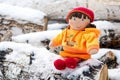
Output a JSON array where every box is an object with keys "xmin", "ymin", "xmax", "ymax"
[
  {"xmin": 64, "ymin": 58, "xmax": 78, "ymax": 69},
  {"xmin": 54, "ymin": 59, "xmax": 66, "ymax": 70}
]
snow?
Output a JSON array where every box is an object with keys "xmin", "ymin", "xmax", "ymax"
[
  {"xmin": 92, "ymin": 21, "xmax": 116, "ymax": 30},
  {"xmin": 12, "ymin": 30, "xmax": 62, "ymax": 44},
  {"xmin": 108, "ymin": 68, "xmax": 120, "ymax": 80},
  {"xmin": 1, "ymin": 41, "xmax": 120, "ymax": 79},
  {"xmin": 79, "ymin": 58, "xmax": 103, "ymax": 67},
  {"xmin": 47, "ymin": 23, "xmax": 68, "ymax": 30},
  {"xmin": 11, "ymin": 27, "xmax": 23, "ymax": 36},
  {"xmin": 0, "ymin": 3, "xmax": 46, "ymax": 25},
  {"xmin": 0, "ymin": 42, "xmax": 102, "ymax": 80},
  {"xmin": 0, "ymin": 41, "xmax": 60, "ymax": 78}
]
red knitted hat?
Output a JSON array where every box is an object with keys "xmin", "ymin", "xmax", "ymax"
[{"xmin": 66, "ymin": 7, "xmax": 94, "ymax": 22}]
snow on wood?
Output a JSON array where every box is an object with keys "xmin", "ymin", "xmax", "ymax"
[
  {"xmin": 11, "ymin": 30, "xmax": 61, "ymax": 47},
  {"xmin": 0, "ymin": 41, "xmax": 109, "ymax": 80},
  {"xmin": 0, "ymin": 3, "xmax": 46, "ymax": 25},
  {"xmin": 0, "ymin": 3, "xmax": 49, "ymax": 38},
  {"xmin": 47, "ymin": 23, "xmax": 68, "ymax": 30}
]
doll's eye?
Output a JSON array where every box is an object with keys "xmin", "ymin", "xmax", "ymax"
[
  {"xmin": 82, "ymin": 18, "xmax": 84, "ymax": 21},
  {"xmin": 73, "ymin": 17, "xmax": 76, "ymax": 20}
]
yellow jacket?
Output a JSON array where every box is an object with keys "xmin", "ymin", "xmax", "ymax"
[{"xmin": 52, "ymin": 27, "xmax": 100, "ymax": 59}]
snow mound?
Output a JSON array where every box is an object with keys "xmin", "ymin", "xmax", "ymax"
[
  {"xmin": 92, "ymin": 21, "xmax": 119, "ymax": 37},
  {"xmin": 92, "ymin": 21, "xmax": 115, "ymax": 30},
  {"xmin": 48, "ymin": 23, "xmax": 68, "ymax": 30},
  {"xmin": 12, "ymin": 30, "xmax": 61, "ymax": 46},
  {"xmin": 0, "ymin": 41, "xmax": 59, "ymax": 79}
]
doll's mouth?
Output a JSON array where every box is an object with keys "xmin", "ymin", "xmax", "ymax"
[{"xmin": 76, "ymin": 27, "xmax": 81, "ymax": 29}]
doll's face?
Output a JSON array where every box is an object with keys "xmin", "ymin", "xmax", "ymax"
[{"xmin": 69, "ymin": 15, "xmax": 90, "ymax": 30}]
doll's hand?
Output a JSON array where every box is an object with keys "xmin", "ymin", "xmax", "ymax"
[
  {"xmin": 49, "ymin": 41, "xmax": 55, "ymax": 48},
  {"xmin": 89, "ymin": 49, "xmax": 98, "ymax": 55}
]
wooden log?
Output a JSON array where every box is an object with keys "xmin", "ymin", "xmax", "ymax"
[
  {"xmin": 0, "ymin": 30, "xmax": 12, "ymax": 42},
  {"xmin": 99, "ymin": 64, "xmax": 108, "ymax": 80},
  {"xmin": 98, "ymin": 51, "xmax": 118, "ymax": 69},
  {"xmin": 42, "ymin": 16, "xmax": 48, "ymax": 31}
]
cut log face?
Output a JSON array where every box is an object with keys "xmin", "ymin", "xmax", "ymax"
[{"xmin": 98, "ymin": 51, "xmax": 118, "ymax": 69}]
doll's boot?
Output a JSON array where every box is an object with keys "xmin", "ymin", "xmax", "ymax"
[
  {"xmin": 64, "ymin": 58, "xmax": 78, "ymax": 69},
  {"xmin": 54, "ymin": 59, "xmax": 66, "ymax": 70}
]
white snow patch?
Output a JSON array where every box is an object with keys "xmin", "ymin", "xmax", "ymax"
[
  {"xmin": 12, "ymin": 30, "xmax": 62, "ymax": 44},
  {"xmin": 11, "ymin": 27, "xmax": 23, "ymax": 36},
  {"xmin": 108, "ymin": 68, "xmax": 120, "ymax": 80},
  {"xmin": 48, "ymin": 23, "xmax": 68, "ymax": 30},
  {"xmin": 92, "ymin": 21, "xmax": 115, "ymax": 30}
]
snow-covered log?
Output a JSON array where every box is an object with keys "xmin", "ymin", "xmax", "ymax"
[
  {"xmin": 1, "ymin": 42, "xmax": 120, "ymax": 79},
  {"xmin": 0, "ymin": 3, "xmax": 48, "ymax": 36},
  {"xmin": 0, "ymin": 42, "xmax": 108, "ymax": 80},
  {"xmin": 11, "ymin": 30, "xmax": 61, "ymax": 47}
]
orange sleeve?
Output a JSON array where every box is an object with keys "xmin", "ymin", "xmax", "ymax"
[
  {"xmin": 84, "ymin": 28, "xmax": 100, "ymax": 53},
  {"xmin": 52, "ymin": 29, "xmax": 66, "ymax": 47}
]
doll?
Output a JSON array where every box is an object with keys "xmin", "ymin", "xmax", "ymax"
[{"xmin": 49, "ymin": 7, "xmax": 100, "ymax": 70}]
